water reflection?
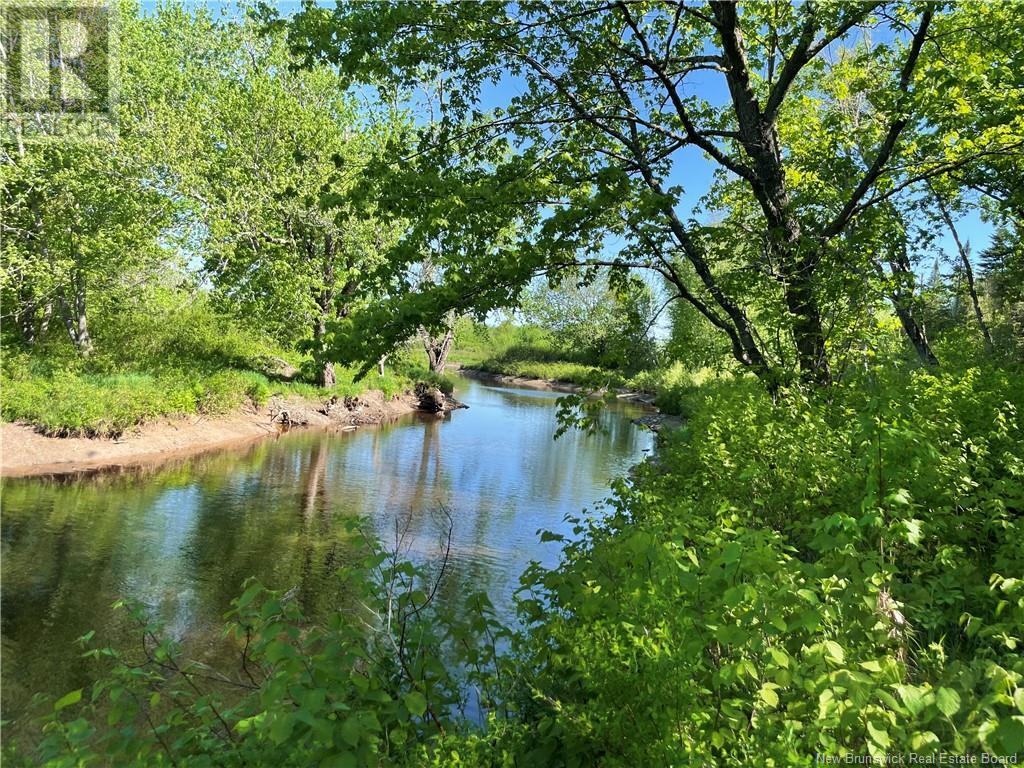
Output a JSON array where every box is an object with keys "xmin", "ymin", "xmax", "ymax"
[{"xmin": 0, "ymin": 377, "xmax": 652, "ymax": 730}]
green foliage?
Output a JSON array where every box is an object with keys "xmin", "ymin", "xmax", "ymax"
[
  {"xmin": 628, "ymin": 363, "xmax": 740, "ymax": 417},
  {"xmin": 121, "ymin": 2, "xmax": 404, "ymax": 371},
  {"xmin": 980, "ymin": 224, "xmax": 1024, "ymax": 361},
  {"xmin": 0, "ymin": 358, "xmax": 418, "ymax": 438},
  {"xmin": 519, "ymin": 274, "xmax": 658, "ymax": 374},
  {"xmin": 475, "ymin": 358, "xmax": 621, "ymax": 389},
  {"xmin": 88, "ymin": 290, "xmax": 289, "ymax": 374},
  {"xmin": 662, "ymin": 299, "xmax": 732, "ymax": 372},
  {"xmin": 18, "ymin": 527, "xmax": 509, "ymax": 768},
  {"xmin": 281, "ymin": 0, "xmax": 1024, "ymax": 384},
  {"xmin": 510, "ymin": 363, "xmax": 1024, "ymax": 762},
  {"xmin": 3, "ymin": 365, "xmax": 243, "ymax": 438},
  {"xmin": 1, "ymin": 139, "xmax": 173, "ymax": 356},
  {"xmin": 451, "ymin": 319, "xmax": 633, "ymax": 387}
]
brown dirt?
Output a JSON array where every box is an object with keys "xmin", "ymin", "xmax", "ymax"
[{"xmin": 1, "ymin": 391, "xmax": 422, "ymax": 479}]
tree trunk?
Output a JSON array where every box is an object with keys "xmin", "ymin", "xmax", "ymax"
[
  {"xmin": 935, "ymin": 195, "xmax": 994, "ymax": 354},
  {"xmin": 875, "ymin": 248, "xmax": 938, "ymax": 366},
  {"xmin": 892, "ymin": 303, "xmax": 938, "ymax": 366},
  {"xmin": 711, "ymin": 0, "xmax": 832, "ymax": 385},
  {"xmin": 319, "ymin": 360, "xmax": 336, "ymax": 388},
  {"xmin": 60, "ymin": 272, "xmax": 93, "ymax": 357},
  {"xmin": 312, "ymin": 235, "xmax": 337, "ymax": 388},
  {"xmin": 782, "ymin": 260, "xmax": 831, "ymax": 384},
  {"xmin": 19, "ymin": 292, "xmax": 38, "ymax": 347},
  {"xmin": 313, "ymin": 315, "xmax": 336, "ymax": 388},
  {"xmin": 421, "ymin": 325, "xmax": 454, "ymax": 374},
  {"xmin": 39, "ymin": 300, "xmax": 52, "ymax": 340}
]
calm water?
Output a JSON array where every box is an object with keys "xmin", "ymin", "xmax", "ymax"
[{"xmin": 0, "ymin": 376, "xmax": 653, "ymax": 729}]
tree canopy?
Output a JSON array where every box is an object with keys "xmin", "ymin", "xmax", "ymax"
[{"xmin": 280, "ymin": 0, "xmax": 1024, "ymax": 385}]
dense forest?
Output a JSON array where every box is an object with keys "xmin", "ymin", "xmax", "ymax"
[{"xmin": 2, "ymin": 0, "xmax": 1023, "ymax": 764}]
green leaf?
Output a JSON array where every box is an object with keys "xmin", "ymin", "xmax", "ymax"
[
  {"xmin": 867, "ymin": 720, "xmax": 890, "ymax": 749},
  {"xmin": 897, "ymin": 685, "xmax": 928, "ymax": 716},
  {"xmin": 340, "ymin": 716, "xmax": 361, "ymax": 747},
  {"xmin": 54, "ymin": 689, "xmax": 82, "ymax": 712},
  {"xmin": 758, "ymin": 684, "xmax": 779, "ymax": 709},
  {"xmin": 404, "ymin": 691, "xmax": 428, "ymax": 718},
  {"xmin": 936, "ymin": 687, "xmax": 961, "ymax": 717},
  {"xmin": 993, "ymin": 716, "xmax": 1024, "ymax": 755},
  {"xmin": 903, "ymin": 518, "xmax": 923, "ymax": 544},
  {"xmin": 270, "ymin": 715, "xmax": 295, "ymax": 745},
  {"xmin": 720, "ymin": 542, "xmax": 742, "ymax": 563},
  {"xmin": 768, "ymin": 647, "xmax": 790, "ymax": 668},
  {"xmin": 823, "ymin": 641, "xmax": 845, "ymax": 665},
  {"xmin": 236, "ymin": 583, "xmax": 262, "ymax": 610}
]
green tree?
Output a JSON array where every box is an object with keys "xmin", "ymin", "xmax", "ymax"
[
  {"xmin": 283, "ymin": 0, "xmax": 1023, "ymax": 387},
  {"xmin": 125, "ymin": 5, "xmax": 402, "ymax": 386},
  {"xmin": 1, "ymin": 141, "xmax": 171, "ymax": 357},
  {"xmin": 520, "ymin": 272, "xmax": 658, "ymax": 373},
  {"xmin": 980, "ymin": 224, "xmax": 1024, "ymax": 359}
]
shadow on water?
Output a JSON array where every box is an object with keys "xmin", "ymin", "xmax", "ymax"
[{"xmin": 0, "ymin": 376, "xmax": 653, "ymax": 731}]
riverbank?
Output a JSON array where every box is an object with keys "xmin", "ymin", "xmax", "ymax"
[
  {"xmin": 454, "ymin": 364, "xmax": 655, "ymax": 403},
  {"xmin": 1, "ymin": 389, "xmax": 422, "ymax": 478},
  {"xmin": 453, "ymin": 364, "xmax": 686, "ymax": 433}
]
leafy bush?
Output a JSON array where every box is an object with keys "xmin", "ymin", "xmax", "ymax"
[
  {"xmin": 510, "ymin": 364, "xmax": 1024, "ymax": 762},
  {"xmin": 627, "ymin": 363, "xmax": 738, "ymax": 416},
  {"xmin": 449, "ymin": 320, "xmax": 555, "ymax": 367},
  {"xmin": 88, "ymin": 289, "xmax": 292, "ymax": 375}
]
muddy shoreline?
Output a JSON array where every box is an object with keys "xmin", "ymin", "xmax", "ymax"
[{"xmin": 1, "ymin": 390, "xmax": 425, "ymax": 479}]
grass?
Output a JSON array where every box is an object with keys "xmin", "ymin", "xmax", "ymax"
[
  {"xmin": 469, "ymin": 357, "xmax": 623, "ymax": 387},
  {"xmin": 451, "ymin": 321, "xmax": 628, "ymax": 387},
  {"xmin": 0, "ymin": 290, "xmax": 433, "ymax": 439},
  {"xmin": 459, "ymin": 348, "xmax": 739, "ymax": 418},
  {"xmin": 0, "ymin": 362, "xmax": 415, "ymax": 439}
]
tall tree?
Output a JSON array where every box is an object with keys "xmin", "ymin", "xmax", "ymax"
[
  {"xmin": 283, "ymin": 0, "xmax": 1022, "ymax": 386},
  {"xmin": 125, "ymin": 6, "xmax": 402, "ymax": 386},
  {"xmin": 928, "ymin": 188, "xmax": 994, "ymax": 354}
]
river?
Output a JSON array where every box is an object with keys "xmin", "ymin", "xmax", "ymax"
[{"xmin": 0, "ymin": 375, "xmax": 653, "ymax": 730}]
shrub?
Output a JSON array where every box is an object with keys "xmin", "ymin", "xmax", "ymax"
[
  {"xmin": 511, "ymin": 364, "xmax": 1024, "ymax": 762},
  {"xmin": 18, "ymin": 536, "xmax": 508, "ymax": 768}
]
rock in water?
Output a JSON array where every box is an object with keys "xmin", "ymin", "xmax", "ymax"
[
  {"xmin": 415, "ymin": 383, "xmax": 447, "ymax": 413},
  {"xmin": 413, "ymin": 382, "xmax": 468, "ymax": 413}
]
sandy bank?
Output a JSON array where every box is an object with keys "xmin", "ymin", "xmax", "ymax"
[{"xmin": 1, "ymin": 390, "xmax": 421, "ymax": 479}]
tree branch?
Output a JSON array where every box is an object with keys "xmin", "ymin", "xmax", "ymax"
[{"xmin": 822, "ymin": 7, "xmax": 934, "ymax": 239}]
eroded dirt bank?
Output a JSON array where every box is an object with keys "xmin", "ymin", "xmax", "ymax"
[{"xmin": 1, "ymin": 390, "xmax": 425, "ymax": 479}]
